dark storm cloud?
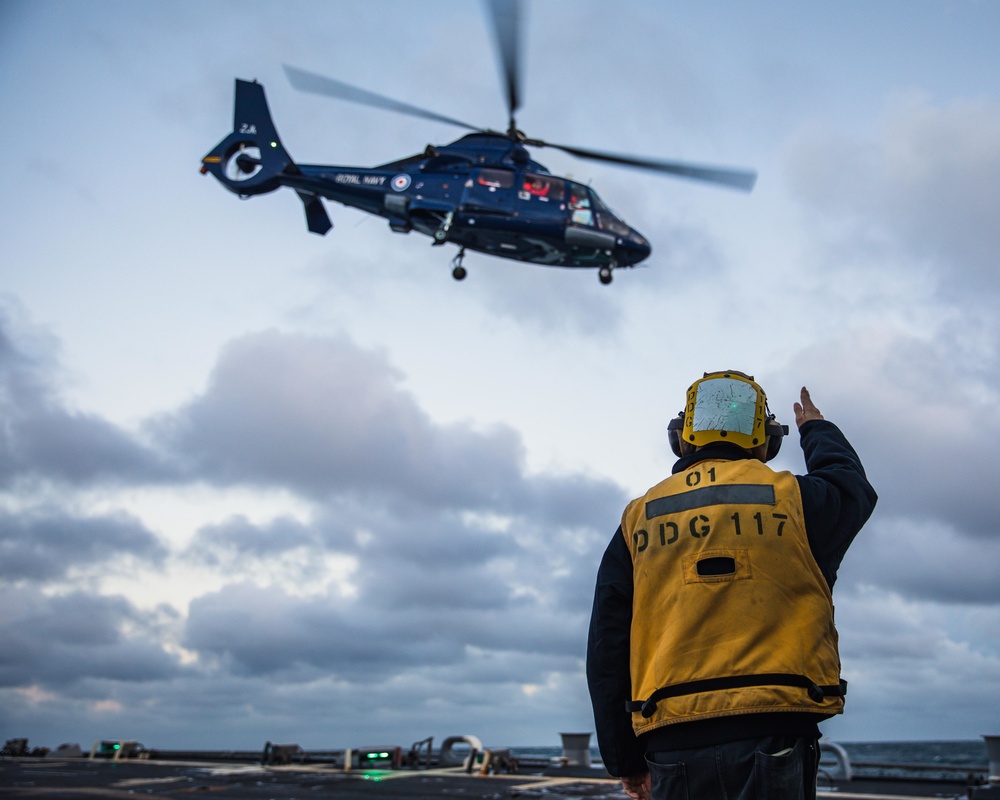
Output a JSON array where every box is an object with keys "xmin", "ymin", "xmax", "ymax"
[
  {"xmin": 179, "ymin": 490, "xmax": 605, "ymax": 672},
  {"xmin": 0, "ymin": 587, "xmax": 184, "ymax": 688},
  {"xmin": 0, "ymin": 507, "xmax": 167, "ymax": 581},
  {"xmin": 183, "ymin": 577, "xmax": 587, "ymax": 684},
  {"xmin": 822, "ymin": 588, "xmax": 1000, "ymax": 741},
  {"xmin": 0, "ymin": 305, "xmax": 169, "ymax": 487},
  {"xmin": 842, "ymin": 518, "xmax": 1000, "ymax": 604},
  {"xmin": 184, "ymin": 582, "xmax": 465, "ymax": 680}
]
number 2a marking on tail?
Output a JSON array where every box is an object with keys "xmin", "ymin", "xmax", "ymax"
[{"xmin": 239, "ymin": 123, "xmax": 258, "ymax": 134}]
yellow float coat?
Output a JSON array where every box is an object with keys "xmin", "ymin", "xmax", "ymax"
[{"xmin": 622, "ymin": 457, "xmax": 844, "ymax": 736}]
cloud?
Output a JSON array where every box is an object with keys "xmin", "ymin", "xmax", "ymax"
[
  {"xmin": 178, "ymin": 483, "xmax": 614, "ymax": 681},
  {"xmin": 153, "ymin": 329, "xmax": 630, "ymax": 516},
  {"xmin": 785, "ymin": 94, "xmax": 1000, "ymax": 300},
  {"xmin": 829, "ymin": 586, "xmax": 1000, "ymax": 740},
  {"xmin": 0, "ymin": 301, "xmax": 169, "ymax": 488},
  {"xmin": 187, "ymin": 514, "xmax": 321, "ymax": 563},
  {"xmin": 152, "ymin": 330, "xmax": 527, "ymax": 506},
  {"xmin": 775, "ymin": 323, "xmax": 1000, "ymax": 614},
  {"xmin": 0, "ymin": 587, "xmax": 184, "ymax": 689},
  {"xmin": 0, "ymin": 507, "xmax": 167, "ymax": 582},
  {"xmin": 785, "ymin": 324, "xmax": 999, "ymax": 537},
  {"xmin": 843, "ymin": 517, "xmax": 1000, "ymax": 604}
]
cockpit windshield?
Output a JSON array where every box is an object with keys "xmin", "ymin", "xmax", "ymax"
[{"xmin": 567, "ymin": 182, "xmax": 630, "ymax": 235}]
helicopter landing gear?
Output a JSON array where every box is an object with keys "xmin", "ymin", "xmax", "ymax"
[
  {"xmin": 451, "ymin": 248, "xmax": 468, "ymax": 281},
  {"xmin": 599, "ymin": 265, "xmax": 614, "ymax": 285},
  {"xmin": 433, "ymin": 211, "xmax": 454, "ymax": 245}
]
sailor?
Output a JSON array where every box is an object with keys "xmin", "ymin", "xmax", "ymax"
[{"xmin": 587, "ymin": 371, "xmax": 877, "ymax": 800}]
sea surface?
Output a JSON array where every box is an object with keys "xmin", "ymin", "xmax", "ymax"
[{"xmin": 510, "ymin": 740, "xmax": 991, "ymax": 781}]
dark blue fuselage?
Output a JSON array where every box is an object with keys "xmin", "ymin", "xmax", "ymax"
[{"xmin": 202, "ymin": 81, "xmax": 651, "ymax": 277}]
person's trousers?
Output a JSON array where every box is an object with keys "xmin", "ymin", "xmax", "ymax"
[{"xmin": 646, "ymin": 735, "xmax": 819, "ymax": 800}]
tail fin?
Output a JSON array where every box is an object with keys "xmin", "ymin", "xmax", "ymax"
[{"xmin": 201, "ymin": 79, "xmax": 298, "ymax": 196}]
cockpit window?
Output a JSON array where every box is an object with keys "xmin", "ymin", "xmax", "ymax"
[
  {"xmin": 567, "ymin": 182, "xmax": 594, "ymax": 227},
  {"xmin": 590, "ymin": 189, "xmax": 630, "ymax": 236},
  {"xmin": 590, "ymin": 190, "xmax": 611, "ymax": 215}
]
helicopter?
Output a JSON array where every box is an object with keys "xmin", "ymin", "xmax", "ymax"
[{"xmin": 200, "ymin": 1, "xmax": 756, "ymax": 285}]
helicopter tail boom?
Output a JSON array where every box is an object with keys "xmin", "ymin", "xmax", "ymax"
[{"xmin": 201, "ymin": 80, "xmax": 333, "ymax": 234}]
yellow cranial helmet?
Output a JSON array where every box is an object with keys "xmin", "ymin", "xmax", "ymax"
[{"xmin": 682, "ymin": 370, "xmax": 771, "ymax": 451}]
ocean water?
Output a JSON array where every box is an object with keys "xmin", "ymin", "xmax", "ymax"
[
  {"xmin": 510, "ymin": 740, "xmax": 991, "ymax": 781},
  {"xmin": 831, "ymin": 740, "xmax": 990, "ymax": 780}
]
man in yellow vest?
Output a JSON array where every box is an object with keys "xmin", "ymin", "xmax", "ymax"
[{"xmin": 587, "ymin": 371, "xmax": 877, "ymax": 800}]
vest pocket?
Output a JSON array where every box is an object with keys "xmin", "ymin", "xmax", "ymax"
[{"xmin": 682, "ymin": 548, "xmax": 751, "ymax": 584}]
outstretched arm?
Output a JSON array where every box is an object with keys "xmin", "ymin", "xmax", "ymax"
[{"xmin": 793, "ymin": 386, "xmax": 877, "ymax": 587}]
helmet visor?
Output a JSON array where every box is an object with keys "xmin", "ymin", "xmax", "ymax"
[{"xmin": 691, "ymin": 377, "xmax": 759, "ymax": 436}]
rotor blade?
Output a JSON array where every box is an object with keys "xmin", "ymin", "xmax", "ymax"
[
  {"xmin": 544, "ymin": 141, "xmax": 758, "ymax": 191},
  {"xmin": 484, "ymin": 0, "xmax": 523, "ymax": 127},
  {"xmin": 283, "ymin": 65, "xmax": 483, "ymax": 132}
]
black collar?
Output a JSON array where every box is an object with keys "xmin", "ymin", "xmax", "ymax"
[{"xmin": 671, "ymin": 442, "xmax": 757, "ymax": 474}]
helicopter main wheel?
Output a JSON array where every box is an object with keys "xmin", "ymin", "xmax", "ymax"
[
  {"xmin": 599, "ymin": 265, "xmax": 613, "ymax": 285},
  {"xmin": 451, "ymin": 248, "xmax": 467, "ymax": 280}
]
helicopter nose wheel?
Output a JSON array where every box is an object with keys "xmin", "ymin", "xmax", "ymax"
[
  {"xmin": 599, "ymin": 265, "xmax": 613, "ymax": 285},
  {"xmin": 451, "ymin": 247, "xmax": 467, "ymax": 281}
]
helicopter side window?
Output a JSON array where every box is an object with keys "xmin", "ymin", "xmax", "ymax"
[
  {"xmin": 519, "ymin": 173, "xmax": 564, "ymax": 202},
  {"xmin": 476, "ymin": 169, "xmax": 514, "ymax": 190},
  {"xmin": 568, "ymin": 183, "xmax": 594, "ymax": 227}
]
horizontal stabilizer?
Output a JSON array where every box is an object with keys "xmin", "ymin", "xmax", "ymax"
[{"xmin": 297, "ymin": 191, "xmax": 332, "ymax": 235}]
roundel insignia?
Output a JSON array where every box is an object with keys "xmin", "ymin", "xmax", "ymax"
[{"xmin": 391, "ymin": 174, "xmax": 411, "ymax": 192}]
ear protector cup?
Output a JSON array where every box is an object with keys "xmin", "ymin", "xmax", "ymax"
[
  {"xmin": 764, "ymin": 418, "xmax": 790, "ymax": 461},
  {"xmin": 667, "ymin": 413, "xmax": 684, "ymax": 458}
]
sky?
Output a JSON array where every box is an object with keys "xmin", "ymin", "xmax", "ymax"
[{"xmin": 2, "ymin": 0, "xmax": 999, "ymax": 753}]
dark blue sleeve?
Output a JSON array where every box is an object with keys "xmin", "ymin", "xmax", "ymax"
[
  {"xmin": 795, "ymin": 419, "xmax": 878, "ymax": 588},
  {"xmin": 586, "ymin": 526, "xmax": 647, "ymax": 777}
]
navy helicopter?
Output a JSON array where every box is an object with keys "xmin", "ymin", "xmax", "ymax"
[{"xmin": 200, "ymin": 1, "xmax": 756, "ymax": 284}]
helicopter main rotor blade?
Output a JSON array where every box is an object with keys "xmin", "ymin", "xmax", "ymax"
[
  {"xmin": 543, "ymin": 140, "xmax": 758, "ymax": 191},
  {"xmin": 283, "ymin": 65, "xmax": 483, "ymax": 133},
  {"xmin": 484, "ymin": 0, "xmax": 522, "ymax": 130}
]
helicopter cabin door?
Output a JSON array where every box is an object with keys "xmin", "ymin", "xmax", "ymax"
[{"xmin": 461, "ymin": 168, "xmax": 516, "ymax": 215}]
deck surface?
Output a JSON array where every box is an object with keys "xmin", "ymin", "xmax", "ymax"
[{"xmin": 0, "ymin": 758, "xmax": 976, "ymax": 799}]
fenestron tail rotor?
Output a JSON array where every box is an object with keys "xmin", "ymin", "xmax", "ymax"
[{"xmin": 224, "ymin": 143, "xmax": 263, "ymax": 183}]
